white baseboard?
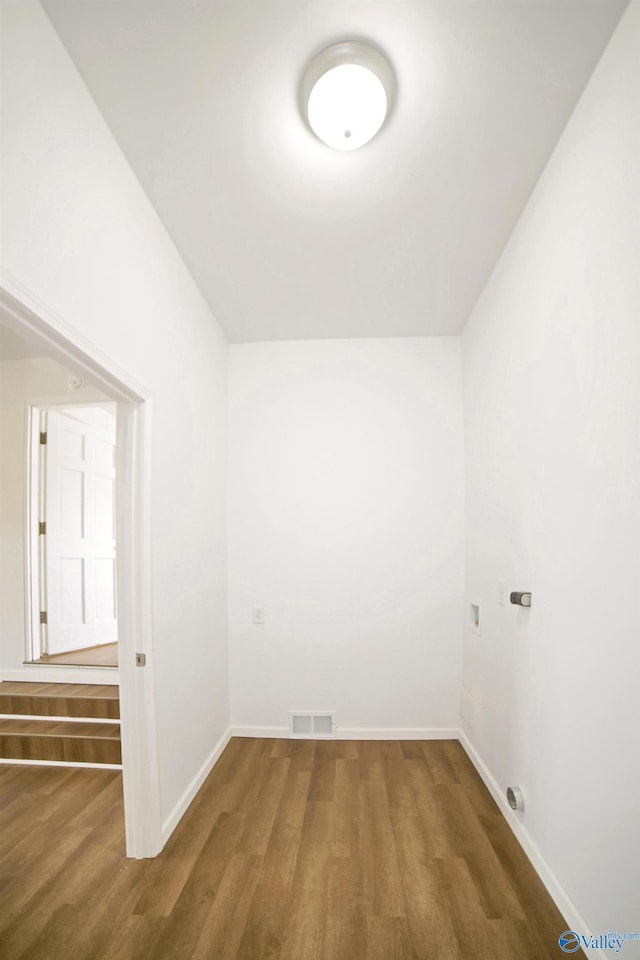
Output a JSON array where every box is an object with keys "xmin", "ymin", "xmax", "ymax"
[
  {"xmin": 458, "ymin": 731, "xmax": 604, "ymax": 959},
  {"xmin": 338, "ymin": 726, "xmax": 458, "ymax": 740},
  {"xmin": 231, "ymin": 726, "xmax": 289, "ymax": 738},
  {"xmin": 230, "ymin": 725, "xmax": 459, "ymax": 741},
  {"xmin": 161, "ymin": 726, "xmax": 232, "ymax": 845},
  {"xmin": 1, "ymin": 666, "xmax": 119, "ymax": 686}
]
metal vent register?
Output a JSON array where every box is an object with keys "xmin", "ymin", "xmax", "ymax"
[{"xmin": 289, "ymin": 712, "xmax": 335, "ymax": 739}]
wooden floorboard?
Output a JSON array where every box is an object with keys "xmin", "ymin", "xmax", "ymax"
[
  {"xmin": 0, "ymin": 682, "xmax": 118, "ymax": 698},
  {"xmin": 29, "ymin": 642, "xmax": 118, "ymax": 668},
  {"xmin": 0, "ymin": 682, "xmax": 120, "ymax": 720},
  {"xmin": 0, "ymin": 739, "xmax": 585, "ymax": 959},
  {"xmin": 0, "ymin": 730, "xmax": 121, "ymax": 764}
]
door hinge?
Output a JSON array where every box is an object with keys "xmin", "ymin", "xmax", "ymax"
[
  {"xmin": 39, "ymin": 431, "xmax": 47, "ymax": 445},
  {"xmin": 38, "ymin": 521, "xmax": 47, "ymax": 536},
  {"xmin": 40, "ymin": 611, "xmax": 48, "ymax": 625}
]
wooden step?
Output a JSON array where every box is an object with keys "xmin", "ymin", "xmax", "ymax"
[
  {"xmin": 0, "ymin": 718, "xmax": 121, "ymax": 765},
  {"xmin": 0, "ymin": 681, "xmax": 121, "ymax": 767},
  {"xmin": 0, "ymin": 682, "xmax": 119, "ymax": 720}
]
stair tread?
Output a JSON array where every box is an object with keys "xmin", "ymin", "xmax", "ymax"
[
  {"xmin": 0, "ymin": 683, "xmax": 121, "ymax": 764},
  {"xmin": 0, "ymin": 682, "xmax": 118, "ymax": 699},
  {"xmin": 0, "ymin": 682, "xmax": 120, "ymax": 719},
  {"xmin": 0, "ymin": 719, "xmax": 121, "ymax": 739}
]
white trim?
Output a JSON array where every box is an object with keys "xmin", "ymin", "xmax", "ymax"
[
  {"xmin": 0, "ymin": 758, "xmax": 122, "ymax": 770},
  {"xmin": 232, "ymin": 726, "xmax": 290, "ymax": 739},
  {"xmin": 2, "ymin": 666, "xmax": 119, "ymax": 685},
  {"xmin": 339, "ymin": 726, "xmax": 459, "ymax": 740},
  {"xmin": 25, "ymin": 406, "xmax": 40, "ymax": 662},
  {"xmin": 458, "ymin": 731, "xmax": 605, "ymax": 959},
  {"xmin": 161, "ymin": 727, "xmax": 233, "ymax": 844},
  {"xmin": 0, "ymin": 276, "xmax": 161, "ymax": 859},
  {"xmin": 230, "ymin": 725, "xmax": 459, "ymax": 741},
  {"xmin": 116, "ymin": 397, "xmax": 162, "ymax": 858},
  {"xmin": 0, "ymin": 271, "xmax": 149, "ymax": 401},
  {"xmin": 0, "ymin": 714, "xmax": 120, "ymax": 724}
]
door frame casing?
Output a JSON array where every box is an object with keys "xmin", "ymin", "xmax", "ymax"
[{"xmin": 1, "ymin": 275, "xmax": 162, "ymax": 858}]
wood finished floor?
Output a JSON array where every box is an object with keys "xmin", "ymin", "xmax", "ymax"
[
  {"xmin": 0, "ymin": 738, "xmax": 583, "ymax": 960},
  {"xmin": 29, "ymin": 642, "xmax": 118, "ymax": 668}
]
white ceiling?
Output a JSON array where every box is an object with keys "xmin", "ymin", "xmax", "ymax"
[{"xmin": 43, "ymin": 1, "xmax": 627, "ymax": 343}]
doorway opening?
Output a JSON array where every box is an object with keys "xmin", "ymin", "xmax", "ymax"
[
  {"xmin": 27, "ymin": 402, "xmax": 119, "ymax": 670},
  {"xmin": 1, "ymin": 280, "xmax": 162, "ymax": 858}
]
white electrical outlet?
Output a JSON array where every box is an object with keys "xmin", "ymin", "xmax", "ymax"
[
  {"xmin": 253, "ymin": 607, "xmax": 265, "ymax": 624},
  {"xmin": 498, "ymin": 578, "xmax": 507, "ymax": 606}
]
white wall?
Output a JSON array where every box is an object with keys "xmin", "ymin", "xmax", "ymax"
[
  {"xmin": 0, "ymin": 357, "xmax": 110, "ymax": 673},
  {"xmin": 0, "ymin": 3, "xmax": 229, "ymax": 828},
  {"xmin": 462, "ymin": 0, "xmax": 640, "ymax": 943},
  {"xmin": 229, "ymin": 339, "xmax": 464, "ymax": 735}
]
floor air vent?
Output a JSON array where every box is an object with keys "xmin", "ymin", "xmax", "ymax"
[{"xmin": 289, "ymin": 711, "xmax": 335, "ymax": 739}]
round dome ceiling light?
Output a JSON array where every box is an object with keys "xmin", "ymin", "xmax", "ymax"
[{"xmin": 301, "ymin": 41, "xmax": 394, "ymax": 151}]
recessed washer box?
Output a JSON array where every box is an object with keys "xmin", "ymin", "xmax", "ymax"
[{"xmin": 470, "ymin": 601, "xmax": 481, "ymax": 636}]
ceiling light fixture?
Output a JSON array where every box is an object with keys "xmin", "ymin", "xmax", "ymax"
[{"xmin": 301, "ymin": 40, "xmax": 394, "ymax": 151}]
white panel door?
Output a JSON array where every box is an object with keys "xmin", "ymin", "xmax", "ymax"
[{"xmin": 44, "ymin": 407, "xmax": 117, "ymax": 654}]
